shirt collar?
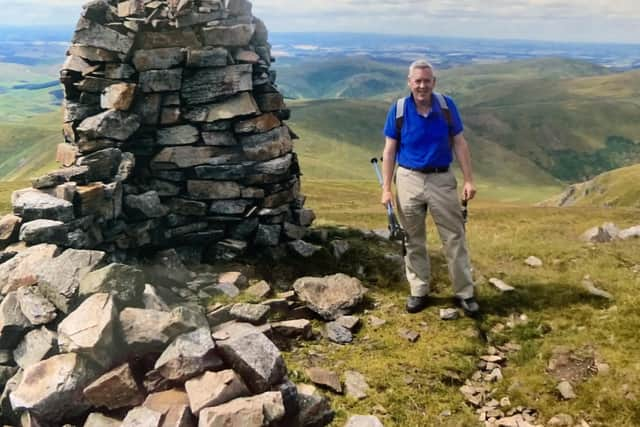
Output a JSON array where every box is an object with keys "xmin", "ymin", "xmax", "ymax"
[{"xmin": 409, "ymin": 93, "xmax": 442, "ymax": 114}]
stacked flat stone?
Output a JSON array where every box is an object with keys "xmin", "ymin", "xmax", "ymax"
[{"xmin": 12, "ymin": 0, "xmax": 313, "ymax": 258}]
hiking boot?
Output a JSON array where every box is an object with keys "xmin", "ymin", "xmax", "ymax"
[
  {"xmin": 406, "ymin": 296, "xmax": 429, "ymax": 313},
  {"xmin": 457, "ymin": 297, "xmax": 480, "ymax": 317}
]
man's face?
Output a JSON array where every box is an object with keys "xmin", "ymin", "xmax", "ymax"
[{"xmin": 408, "ymin": 67, "xmax": 436, "ymax": 104}]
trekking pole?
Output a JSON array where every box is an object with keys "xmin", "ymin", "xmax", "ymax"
[
  {"xmin": 461, "ymin": 199, "xmax": 468, "ymax": 230},
  {"xmin": 370, "ymin": 158, "xmax": 406, "ymax": 255}
]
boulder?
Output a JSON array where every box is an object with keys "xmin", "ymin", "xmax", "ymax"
[
  {"xmin": 122, "ymin": 406, "xmax": 163, "ymax": 427},
  {"xmin": 84, "ymin": 413, "xmax": 122, "ymax": 427},
  {"xmin": 13, "ymin": 327, "xmax": 57, "ymax": 369},
  {"xmin": 119, "ymin": 307, "xmax": 198, "ymax": 355},
  {"xmin": 229, "ymin": 303, "xmax": 270, "ymax": 324},
  {"xmin": 16, "ymin": 286, "xmax": 57, "ymax": 325},
  {"xmin": 0, "ymin": 244, "xmax": 60, "ymax": 294},
  {"xmin": 293, "ymin": 273, "xmax": 368, "ymax": 320},
  {"xmin": 0, "ymin": 291, "xmax": 32, "ymax": 349},
  {"xmin": 619, "ymin": 225, "xmax": 640, "ymax": 240},
  {"xmin": 12, "ymin": 189, "xmax": 74, "ymax": 223},
  {"xmin": 217, "ymin": 329, "xmax": 286, "ymax": 393},
  {"xmin": 184, "ymin": 369, "xmax": 249, "ymax": 414},
  {"xmin": 83, "ymin": 363, "xmax": 145, "ymax": 410},
  {"xmin": 143, "ymin": 389, "xmax": 195, "ymax": 427},
  {"xmin": 198, "ymin": 392, "xmax": 285, "ymax": 427},
  {"xmin": 37, "ymin": 248, "xmax": 106, "ymax": 313},
  {"xmin": 239, "ymin": 126, "xmax": 292, "ymax": 162},
  {"xmin": 79, "ymin": 263, "xmax": 146, "ymax": 308},
  {"xmin": 10, "ymin": 353, "xmax": 99, "ymax": 421},
  {"xmin": 19, "ymin": 219, "xmax": 68, "ymax": 246},
  {"xmin": 154, "ymin": 327, "xmax": 222, "ymax": 382},
  {"xmin": 57, "ymin": 293, "xmax": 119, "ymax": 368},
  {"xmin": 0, "ymin": 214, "xmax": 21, "ymax": 249}
]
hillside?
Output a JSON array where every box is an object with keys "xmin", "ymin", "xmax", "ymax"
[
  {"xmin": 289, "ymin": 99, "xmax": 562, "ymax": 203},
  {"xmin": 542, "ymin": 163, "xmax": 640, "ymax": 208},
  {"xmin": 0, "ymin": 110, "xmax": 59, "ymax": 181}
]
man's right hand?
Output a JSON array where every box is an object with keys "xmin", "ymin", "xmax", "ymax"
[{"xmin": 381, "ymin": 190, "xmax": 394, "ymax": 207}]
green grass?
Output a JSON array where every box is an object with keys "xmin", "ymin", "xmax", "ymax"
[{"xmin": 283, "ymin": 179, "xmax": 640, "ymax": 426}]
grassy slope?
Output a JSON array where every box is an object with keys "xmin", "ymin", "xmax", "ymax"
[
  {"xmin": 0, "ymin": 110, "xmax": 60, "ymax": 181},
  {"xmin": 289, "ymin": 98, "xmax": 563, "ymax": 204},
  {"xmin": 543, "ymin": 163, "xmax": 640, "ymax": 208},
  {"xmin": 281, "ymin": 179, "xmax": 640, "ymax": 426}
]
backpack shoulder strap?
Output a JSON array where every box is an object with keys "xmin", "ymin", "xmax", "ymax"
[
  {"xmin": 434, "ymin": 92, "xmax": 453, "ymax": 135},
  {"xmin": 395, "ymin": 97, "xmax": 406, "ymax": 142}
]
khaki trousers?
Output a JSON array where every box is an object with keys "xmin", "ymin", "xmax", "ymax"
[{"xmin": 395, "ymin": 167, "xmax": 475, "ymax": 299}]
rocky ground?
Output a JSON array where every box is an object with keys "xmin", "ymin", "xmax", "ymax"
[{"xmin": 1, "ymin": 204, "xmax": 640, "ymax": 426}]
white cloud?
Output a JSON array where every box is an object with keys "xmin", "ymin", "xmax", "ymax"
[{"xmin": 0, "ymin": 0, "xmax": 638, "ymax": 43}]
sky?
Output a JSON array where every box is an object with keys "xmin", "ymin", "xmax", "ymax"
[{"xmin": 0, "ymin": 0, "xmax": 638, "ymax": 45}]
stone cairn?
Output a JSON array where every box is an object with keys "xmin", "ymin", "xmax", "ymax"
[{"xmin": 10, "ymin": 0, "xmax": 314, "ymax": 261}]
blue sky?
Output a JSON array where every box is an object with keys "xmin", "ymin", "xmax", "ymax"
[{"xmin": 0, "ymin": 0, "xmax": 638, "ymax": 44}]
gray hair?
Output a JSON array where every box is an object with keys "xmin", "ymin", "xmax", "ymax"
[{"xmin": 408, "ymin": 59, "xmax": 435, "ymax": 77}]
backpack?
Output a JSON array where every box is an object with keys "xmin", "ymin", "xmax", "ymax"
[{"xmin": 395, "ymin": 92, "xmax": 453, "ymax": 144}]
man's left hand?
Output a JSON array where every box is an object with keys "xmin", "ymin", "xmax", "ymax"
[{"xmin": 462, "ymin": 181, "xmax": 476, "ymax": 201}]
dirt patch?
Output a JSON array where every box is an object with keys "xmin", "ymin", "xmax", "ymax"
[{"xmin": 547, "ymin": 345, "xmax": 598, "ymax": 383}]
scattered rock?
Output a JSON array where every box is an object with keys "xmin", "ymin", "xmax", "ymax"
[
  {"xmin": 548, "ymin": 413, "xmax": 574, "ymax": 426},
  {"xmin": 293, "ymin": 273, "xmax": 367, "ymax": 320},
  {"xmin": 440, "ymin": 308, "xmax": 459, "ymax": 320},
  {"xmin": 325, "ymin": 321, "xmax": 353, "ymax": 344},
  {"xmin": 488, "ymin": 277, "xmax": 515, "ymax": 292},
  {"xmin": 556, "ymin": 381, "xmax": 576, "ymax": 399},
  {"xmin": 246, "ymin": 280, "xmax": 271, "ymax": 298},
  {"xmin": 344, "ymin": 370, "xmax": 369, "ymax": 400},
  {"xmin": 229, "ymin": 303, "xmax": 270, "ymax": 324},
  {"xmin": 524, "ymin": 256, "xmax": 543, "ymax": 268},
  {"xmin": 335, "ymin": 315, "xmax": 360, "ymax": 331},
  {"xmin": 397, "ymin": 328, "xmax": 420, "ymax": 343},
  {"xmin": 345, "ymin": 415, "xmax": 384, "ymax": 427},
  {"xmin": 306, "ymin": 367, "xmax": 342, "ymax": 393},
  {"xmin": 581, "ymin": 223, "xmax": 619, "ymax": 243},
  {"xmin": 582, "ymin": 275, "xmax": 613, "ymax": 300},
  {"xmin": 368, "ymin": 316, "xmax": 386, "ymax": 328}
]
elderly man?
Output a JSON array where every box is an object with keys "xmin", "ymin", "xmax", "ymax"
[{"xmin": 380, "ymin": 59, "xmax": 479, "ymax": 315}]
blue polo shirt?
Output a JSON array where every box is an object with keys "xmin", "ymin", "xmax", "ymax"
[{"xmin": 383, "ymin": 94, "xmax": 464, "ymax": 169}]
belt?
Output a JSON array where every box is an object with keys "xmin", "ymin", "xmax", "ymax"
[{"xmin": 400, "ymin": 165, "xmax": 449, "ymax": 174}]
